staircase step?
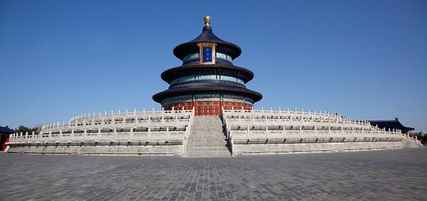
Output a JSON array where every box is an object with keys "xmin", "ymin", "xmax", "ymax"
[
  {"xmin": 185, "ymin": 116, "xmax": 231, "ymax": 158},
  {"xmin": 188, "ymin": 147, "xmax": 228, "ymax": 151}
]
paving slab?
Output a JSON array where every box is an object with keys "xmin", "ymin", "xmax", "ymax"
[{"xmin": 0, "ymin": 148, "xmax": 426, "ymax": 201}]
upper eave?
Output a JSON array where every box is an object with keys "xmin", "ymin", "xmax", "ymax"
[{"xmin": 173, "ymin": 26, "xmax": 242, "ymax": 60}]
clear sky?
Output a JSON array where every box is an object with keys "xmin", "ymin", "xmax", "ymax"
[{"xmin": 1, "ymin": 0, "xmax": 426, "ymax": 131}]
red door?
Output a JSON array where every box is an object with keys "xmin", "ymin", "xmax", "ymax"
[{"xmin": 194, "ymin": 101, "xmax": 221, "ymax": 116}]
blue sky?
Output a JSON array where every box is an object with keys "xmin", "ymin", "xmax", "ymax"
[{"xmin": 1, "ymin": 0, "xmax": 426, "ymax": 131}]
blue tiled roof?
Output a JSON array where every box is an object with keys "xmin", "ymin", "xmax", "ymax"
[
  {"xmin": 369, "ymin": 118, "xmax": 414, "ymax": 133},
  {"xmin": 0, "ymin": 126, "xmax": 14, "ymax": 135}
]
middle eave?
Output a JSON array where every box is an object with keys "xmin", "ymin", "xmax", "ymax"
[{"xmin": 161, "ymin": 63, "xmax": 254, "ymax": 84}]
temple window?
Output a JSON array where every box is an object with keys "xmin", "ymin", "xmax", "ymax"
[
  {"xmin": 182, "ymin": 52, "xmax": 232, "ymax": 64},
  {"xmin": 170, "ymin": 75, "xmax": 244, "ymax": 85},
  {"xmin": 216, "ymin": 52, "xmax": 232, "ymax": 62},
  {"xmin": 182, "ymin": 53, "xmax": 199, "ymax": 63}
]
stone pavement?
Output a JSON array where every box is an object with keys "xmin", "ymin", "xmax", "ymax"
[{"xmin": 0, "ymin": 148, "xmax": 426, "ymax": 201}]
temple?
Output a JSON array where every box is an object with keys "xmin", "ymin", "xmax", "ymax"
[
  {"xmin": 153, "ymin": 16, "xmax": 262, "ymax": 116},
  {"xmin": 4, "ymin": 17, "xmax": 423, "ymax": 157}
]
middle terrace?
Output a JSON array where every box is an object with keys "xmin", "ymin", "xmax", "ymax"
[{"xmin": 8, "ymin": 109, "xmax": 194, "ymax": 156}]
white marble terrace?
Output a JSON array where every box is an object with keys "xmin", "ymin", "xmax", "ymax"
[
  {"xmin": 7, "ymin": 107, "xmax": 422, "ymax": 156},
  {"xmin": 222, "ymin": 108, "xmax": 417, "ymax": 145},
  {"xmin": 9, "ymin": 108, "xmax": 194, "ymax": 147}
]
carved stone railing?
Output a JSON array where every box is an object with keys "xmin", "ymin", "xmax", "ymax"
[
  {"xmin": 8, "ymin": 108, "xmax": 195, "ymax": 147},
  {"xmin": 222, "ymin": 108, "xmax": 406, "ymax": 145}
]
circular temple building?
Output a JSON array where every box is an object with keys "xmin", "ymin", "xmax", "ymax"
[{"xmin": 153, "ymin": 16, "xmax": 262, "ymax": 116}]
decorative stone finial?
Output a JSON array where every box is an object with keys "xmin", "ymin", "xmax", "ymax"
[{"xmin": 203, "ymin": 16, "xmax": 211, "ymax": 27}]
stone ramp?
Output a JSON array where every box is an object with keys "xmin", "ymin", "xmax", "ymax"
[{"xmin": 185, "ymin": 116, "xmax": 231, "ymax": 158}]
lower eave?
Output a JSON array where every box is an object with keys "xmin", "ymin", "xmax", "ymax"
[{"xmin": 152, "ymin": 86, "xmax": 262, "ymax": 104}]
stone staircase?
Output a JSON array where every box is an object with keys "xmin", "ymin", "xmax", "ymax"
[
  {"xmin": 185, "ymin": 116, "xmax": 231, "ymax": 158},
  {"xmin": 402, "ymin": 136, "xmax": 424, "ymax": 148}
]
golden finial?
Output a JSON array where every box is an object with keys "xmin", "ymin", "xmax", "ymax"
[{"xmin": 203, "ymin": 16, "xmax": 211, "ymax": 27}]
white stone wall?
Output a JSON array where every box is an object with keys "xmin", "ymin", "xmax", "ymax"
[
  {"xmin": 9, "ymin": 145, "xmax": 184, "ymax": 156},
  {"xmin": 232, "ymin": 142, "xmax": 406, "ymax": 156}
]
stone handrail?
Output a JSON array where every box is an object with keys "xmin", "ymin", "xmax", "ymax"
[
  {"xmin": 9, "ymin": 109, "xmax": 195, "ymax": 146},
  {"xmin": 222, "ymin": 108, "xmax": 404, "ymax": 144}
]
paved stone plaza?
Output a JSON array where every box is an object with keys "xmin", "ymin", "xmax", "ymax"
[{"xmin": 1, "ymin": 149, "xmax": 426, "ymax": 201}]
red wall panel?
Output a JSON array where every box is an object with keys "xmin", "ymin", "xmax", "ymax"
[{"xmin": 165, "ymin": 101, "xmax": 252, "ymax": 116}]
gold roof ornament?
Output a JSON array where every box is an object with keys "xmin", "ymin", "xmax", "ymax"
[{"xmin": 203, "ymin": 16, "xmax": 211, "ymax": 27}]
